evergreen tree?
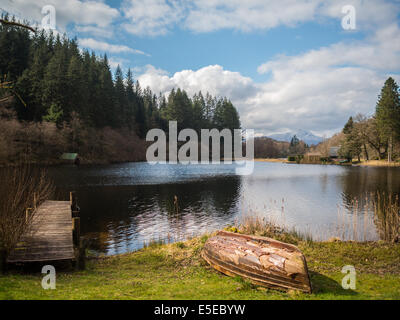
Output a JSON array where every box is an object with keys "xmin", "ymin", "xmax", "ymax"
[
  {"xmin": 114, "ymin": 65, "xmax": 127, "ymax": 127},
  {"xmin": 66, "ymin": 54, "xmax": 83, "ymax": 117},
  {"xmin": 343, "ymin": 116, "xmax": 354, "ymax": 134},
  {"xmin": 41, "ymin": 39, "xmax": 68, "ymax": 122},
  {"xmin": 1, "ymin": 18, "xmax": 242, "ymax": 142},
  {"xmin": 376, "ymin": 77, "xmax": 400, "ymax": 162},
  {"xmin": 97, "ymin": 54, "xmax": 115, "ymax": 127},
  {"xmin": 340, "ymin": 117, "xmax": 362, "ymax": 161},
  {"xmin": 125, "ymin": 68, "xmax": 136, "ymax": 129},
  {"xmin": 213, "ymin": 98, "xmax": 240, "ymax": 131}
]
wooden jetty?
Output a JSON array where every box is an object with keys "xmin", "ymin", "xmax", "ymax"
[{"xmin": 7, "ymin": 192, "xmax": 81, "ymax": 264}]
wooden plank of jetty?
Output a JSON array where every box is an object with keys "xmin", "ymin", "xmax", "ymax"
[{"xmin": 7, "ymin": 200, "xmax": 75, "ymax": 263}]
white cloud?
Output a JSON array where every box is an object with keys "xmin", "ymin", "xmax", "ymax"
[
  {"xmin": 184, "ymin": 0, "xmax": 320, "ymax": 33},
  {"xmin": 108, "ymin": 57, "xmax": 128, "ymax": 69},
  {"xmin": 79, "ymin": 38, "xmax": 149, "ymax": 56},
  {"xmin": 258, "ymin": 23, "xmax": 400, "ymax": 74},
  {"xmin": 136, "ymin": 20, "xmax": 400, "ymax": 135},
  {"xmin": 138, "ymin": 65, "xmax": 257, "ymax": 101},
  {"xmin": 318, "ymin": 0, "xmax": 399, "ymax": 29},
  {"xmin": 121, "ymin": 0, "xmax": 184, "ymax": 36},
  {"xmin": 252, "ymin": 22, "xmax": 400, "ymax": 133},
  {"xmin": 137, "ymin": 62, "xmax": 388, "ymax": 134},
  {"xmin": 74, "ymin": 25, "xmax": 114, "ymax": 39},
  {"xmin": 1, "ymin": 0, "xmax": 119, "ymax": 32},
  {"xmin": 121, "ymin": 0, "xmax": 399, "ymax": 36}
]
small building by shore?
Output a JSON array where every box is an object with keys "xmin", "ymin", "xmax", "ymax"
[
  {"xmin": 60, "ymin": 153, "xmax": 80, "ymax": 165},
  {"xmin": 304, "ymin": 152, "xmax": 322, "ymax": 163},
  {"xmin": 329, "ymin": 147, "xmax": 340, "ymax": 159}
]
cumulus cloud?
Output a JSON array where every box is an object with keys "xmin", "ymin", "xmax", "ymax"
[
  {"xmin": 79, "ymin": 38, "xmax": 149, "ymax": 56},
  {"xmin": 138, "ymin": 65, "xmax": 257, "ymax": 102}
]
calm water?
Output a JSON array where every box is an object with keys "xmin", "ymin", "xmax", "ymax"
[{"xmin": 47, "ymin": 162, "xmax": 400, "ymax": 255}]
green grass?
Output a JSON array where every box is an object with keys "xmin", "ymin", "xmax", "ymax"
[{"xmin": 0, "ymin": 237, "xmax": 399, "ymax": 300}]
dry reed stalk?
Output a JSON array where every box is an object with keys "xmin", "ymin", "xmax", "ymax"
[{"xmin": 0, "ymin": 165, "xmax": 54, "ymax": 257}]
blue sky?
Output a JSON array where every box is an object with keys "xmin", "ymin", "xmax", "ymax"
[
  {"xmin": 2, "ymin": 0, "xmax": 400, "ymax": 136},
  {"xmin": 104, "ymin": 21, "xmax": 364, "ymax": 81}
]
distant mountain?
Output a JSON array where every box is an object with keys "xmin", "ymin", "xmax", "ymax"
[{"xmin": 267, "ymin": 129, "xmax": 323, "ymax": 145}]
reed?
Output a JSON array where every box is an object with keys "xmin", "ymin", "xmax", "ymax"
[
  {"xmin": 372, "ymin": 192, "xmax": 400, "ymax": 243},
  {"xmin": 333, "ymin": 191, "xmax": 400, "ymax": 242},
  {"xmin": 0, "ymin": 165, "xmax": 55, "ymax": 261},
  {"xmin": 235, "ymin": 213, "xmax": 313, "ymax": 245}
]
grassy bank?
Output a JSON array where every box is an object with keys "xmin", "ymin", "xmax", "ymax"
[
  {"xmin": 254, "ymin": 158, "xmax": 288, "ymax": 163},
  {"xmin": 356, "ymin": 160, "xmax": 400, "ymax": 167},
  {"xmin": 1, "ymin": 235, "xmax": 399, "ymax": 300},
  {"xmin": 256, "ymin": 158, "xmax": 400, "ymax": 167}
]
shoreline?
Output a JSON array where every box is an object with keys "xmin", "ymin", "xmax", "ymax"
[
  {"xmin": 255, "ymin": 158, "xmax": 400, "ymax": 167},
  {"xmin": 2, "ymin": 158, "xmax": 400, "ymax": 169}
]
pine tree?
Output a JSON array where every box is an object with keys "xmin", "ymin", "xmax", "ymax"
[
  {"xmin": 376, "ymin": 77, "xmax": 400, "ymax": 162},
  {"xmin": 125, "ymin": 68, "xmax": 136, "ymax": 128},
  {"xmin": 192, "ymin": 91, "xmax": 206, "ymax": 132},
  {"xmin": 340, "ymin": 117, "xmax": 362, "ymax": 161},
  {"xmin": 114, "ymin": 65, "xmax": 127, "ymax": 127},
  {"xmin": 66, "ymin": 54, "xmax": 83, "ymax": 118},
  {"xmin": 41, "ymin": 39, "xmax": 68, "ymax": 122},
  {"xmin": 97, "ymin": 54, "xmax": 115, "ymax": 127},
  {"xmin": 343, "ymin": 117, "xmax": 354, "ymax": 134},
  {"xmin": 1, "ymin": 21, "xmax": 242, "ymax": 142}
]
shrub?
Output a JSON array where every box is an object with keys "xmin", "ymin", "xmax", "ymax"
[{"xmin": 0, "ymin": 165, "xmax": 55, "ymax": 258}]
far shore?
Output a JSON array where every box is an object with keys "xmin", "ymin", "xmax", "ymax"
[
  {"xmin": 254, "ymin": 158, "xmax": 288, "ymax": 163},
  {"xmin": 255, "ymin": 158, "xmax": 400, "ymax": 167},
  {"xmin": 355, "ymin": 160, "xmax": 400, "ymax": 167}
]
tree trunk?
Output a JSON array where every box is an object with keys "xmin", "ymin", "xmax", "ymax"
[
  {"xmin": 388, "ymin": 135, "xmax": 393, "ymax": 163},
  {"xmin": 0, "ymin": 249, "xmax": 7, "ymax": 274},
  {"xmin": 363, "ymin": 144, "xmax": 369, "ymax": 161}
]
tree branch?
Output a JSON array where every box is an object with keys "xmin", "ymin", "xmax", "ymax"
[{"xmin": 0, "ymin": 19, "xmax": 36, "ymax": 33}]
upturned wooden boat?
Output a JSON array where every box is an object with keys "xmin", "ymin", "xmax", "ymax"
[{"xmin": 201, "ymin": 231, "xmax": 312, "ymax": 293}]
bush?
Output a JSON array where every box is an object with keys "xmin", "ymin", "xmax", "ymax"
[
  {"xmin": 0, "ymin": 117, "xmax": 147, "ymax": 165},
  {"xmin": 320, "ymin": 157, "xmax": 331, "ymax": 163},
  {"xmin": 0, "ymin": 166, "xmax": 55, "ymax": 258},
  {"xmin": 295, "ymin": 155, "xmax": 304, "ymax": 164}
]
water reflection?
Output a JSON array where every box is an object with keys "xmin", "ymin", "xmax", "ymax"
[
  {"xmin": 49, "ymin": 163, "xmax": 242, "ymax": 254},
  {"xmin": 47, "ymin": 162, "xmax": 400, "ymax": 254}
]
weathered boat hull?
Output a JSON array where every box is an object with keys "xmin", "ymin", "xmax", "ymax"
[{"xmin": 201, "ymin": 231, "xmax": 312, "ymax": 293}]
